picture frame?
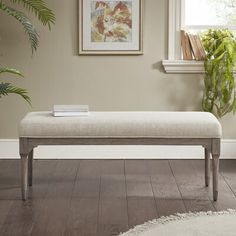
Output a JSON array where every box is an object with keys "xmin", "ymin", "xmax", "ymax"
[{"xmin": 79, "ymin": 0, "xmax": 143, "ymax": 55}]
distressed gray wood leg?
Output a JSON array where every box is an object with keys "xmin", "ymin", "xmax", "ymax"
[
  {"xmin": 211, "ymin": 138, "xmax": 220, "ymax": 201},
  {"xmin": 20, "ymin": 138, "xmax": 31, "ymax": 200},
  {"xmin": 28, "ymin": 149, "xmax": 34, "ymax": 187},
  {"xmin": 21, "ymin": 154, "xmax": 29, "ymax": 201},
  {"xmin": 212, "ymin": 154, "xmax": 219, "ymax": 201},
  {"xmin": 205, "ymin": 148, "xmax": 210, "ymax": 187}
]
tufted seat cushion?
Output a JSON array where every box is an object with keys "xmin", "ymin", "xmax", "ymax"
[{"xmin": 19, "ymin": 111, "xmax": 222, "ymax": 139}]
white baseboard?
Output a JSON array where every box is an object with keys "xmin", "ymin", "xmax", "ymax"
[{"xmin": 0, "ymin": 139, "xmax": 235, "ymax": 159}]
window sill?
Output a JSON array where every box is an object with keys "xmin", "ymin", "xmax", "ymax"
[{"xmin": 162, "ymin": 60, "xmax": 204, "ymax": 74}]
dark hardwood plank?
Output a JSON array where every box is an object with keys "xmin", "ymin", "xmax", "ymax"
[
  {"xmin": 30, "ymin": 160, "xmax": 59, "ymax": 199},
  {"xmin": 66, "ymin": 160, "xmax": 102, "ymax": 236},
  {"xmin": 183, "ymin": 159, "xmax": 236, "ymax": 212},
  {"xmin": 150, "ymin": 160, "xmax": 182, "ymax": 200},
  {"xmin": 125, "ymin": 160, "xmax": 153, "ymax": 197},
  {"xmin": 98, "ymin": 160, "xmax": 128, "ymax": 236},
  {"xmin": 73, "ymin": 160, "xmax": 102, "ymax": 198},
  {"xmin": 0, "ymin": 160, "xmax": 20, "ymax": 187},
  {"xmin": 147, "ymin": 160, "xmax": 176, "ymax": 184},
  {"xmin": 170, "ymin": 160, "xmax": 215, "ymax": 212},
  {"xmin": 152, "ymin": 183, "xmax": 182, "ymax": 199},
  {"xmin": 125, "ymin": 160, "xmax": 151, "ymax": 183},
  {"xmin": 125, "ymin": 160, "xmax": 158, "ymax": 229},
  {"xmin": 184, "ymin": 200, "xmax": 215, "ymax": 212},
  {"xmin": 0, "ymin": 161, "xmax": 18, "ymax": 230},
  {"xmin": 100, "ymin": 160, "xmax": 126, "ymax": 198},
  {"xmin": 127, "ymin": 197, "xmax": 157, "ymax": 228},
  {"xmin": 77, "ymin": 160, "xmax": 102, "ymax": 180},
  {"xmin": 169, "ymin": 159, "xmax": 205, "ymax": 186},
  {"xmin": 73, "ymin": 179, "xmax": 100, "ymax": 198},
  {"xmin": 101, "ymin": 175, "xmax": 126, "ymax": 198},
  {"xmin": 220, "ymin": 160, "xmax": 236, "ymax": 194},
  {"xmin": 211, "ymin": 177, "xmax": 236, "ymax": 211},
  {"xmin": 98, "ymin": 198, "xmax": 128, "ymax": 236},
  {"xmin": 65, "ymin": 198, "xmax": 99, "ymax": 236},
  {"xmin": 155, "ymin": 199, "xmax": 186, "ymax": 216},
  {"xmin": 154, "ymin": 189, "xmax": 186, "ymax": 216},
  {"xmin": 30, "ymin": 160, "xmax": 79, "ymax": 236},
  {"xmin": 100, "ymin": 160, "xmax": 125, "ymax": 176},
  {"xmin": 178, "ymin": 184, "xmax": 210, "ymax": 200},
  {"xmin": 0, "ymin": 160, "xmax": 58, "ymax": 236},
  {"xmin": 0, "ymin": 200, "xmax": 12, "ymax": 231},
  {"xmin": 0, "ymin": 160, "xmax": 21, "ymax": 199},
  {"xmin": 126, "ymin": 180, "xmax": 154, "ymax": 197},
  {"xmin": 149, "ymin": 160, "xmax": 186, "ymax": 216},
  {"xmin": 213, "ymin": 160, "xmax": 236, "ymax": 211}
]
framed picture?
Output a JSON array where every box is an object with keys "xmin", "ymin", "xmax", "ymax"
[{"xmin": 79, "ymin": 0, "xmax": 143, "ymax": 55}]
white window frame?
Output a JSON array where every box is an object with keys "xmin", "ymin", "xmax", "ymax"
[
  {"xmin": 168, "ymin": 0, "xmax": 183, "ymax": 61},
  {"xmin": 163, "ymin": 0, "xmax": 236, "ymax": 74},
  {"xmin": 163, "ymin": 0, "xmax": 205, "ymax": 73}
]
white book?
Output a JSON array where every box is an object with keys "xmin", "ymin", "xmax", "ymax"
[
  {"xmin": 53, "ymin": 111, "xmax": 90, "ymax": 117},
  {"xmin": 53, "ymin": 105, "xmax": 89, "ymax": 112}
]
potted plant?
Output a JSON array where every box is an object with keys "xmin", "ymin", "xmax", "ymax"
[
  {"xmin": 0, "ymin": 0, "xmax": 55, "ymax": 104},
  {"xmin": 201, "ymin": 29, "xmax": 236, "ymax": 118}
]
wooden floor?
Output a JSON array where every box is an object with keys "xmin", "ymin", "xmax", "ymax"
[{"xmin": 0, "ymin": 160, "xmax": 236, "ymax": 236}]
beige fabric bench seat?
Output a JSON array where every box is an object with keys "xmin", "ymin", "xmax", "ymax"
[
  {"xmin": 19, "ymin": 111, "xmax": 222, "ymax": 201},
  {"xmin": 20, "ymin": 111, "xmax": 221, "ymax": 138}
]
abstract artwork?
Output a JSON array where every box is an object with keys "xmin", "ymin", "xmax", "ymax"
[{"xmin": 79, "ymin": 0, "xmax": 143, "ymax": 55}]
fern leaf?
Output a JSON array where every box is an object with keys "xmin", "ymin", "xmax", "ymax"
[
  {"xmin": 10, "ymin": 0, "xmax": 55, "ymax": 29},
  {"xmin": 0, "ymin": 82, "xmax": 31, "ymax": 105},
  {"xmin": 0, "ymin": 2, "xmax": 39, "ymax": 52}
]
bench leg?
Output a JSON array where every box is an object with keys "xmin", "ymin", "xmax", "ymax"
[
  {"xmin": 205, "ymin": 148, "xmax": 210, "ymax": 187},
  {"xmin": 28, "ymin": 149, "xmax": 34, "ymax": 187},
  {"xmin": 212, "ymin": 154, "xmax": 219, "ymax": 201},
  {"xmin": 21, "ymin": 154, "xmax": 29, "ymax": 201}
]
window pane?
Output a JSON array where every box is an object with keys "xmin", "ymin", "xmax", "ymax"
[{"xmin": 185, "ymin": 0, "xmax": 236, "ymax": 26}]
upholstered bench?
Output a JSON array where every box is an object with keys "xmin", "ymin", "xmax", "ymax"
[{"xmin": 19, "ymin": 111, "xmax": 222, "ymax": 201}]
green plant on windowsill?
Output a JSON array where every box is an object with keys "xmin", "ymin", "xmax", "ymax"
[
  {"xmin": 201, "ymin": 29, "xmax": 236, "ymax": 118},
  {"xmin": 0, "ymin": 0, "xmax": 55, "ymax": 105}
]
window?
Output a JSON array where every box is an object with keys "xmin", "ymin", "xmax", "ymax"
[
  {"xmin": 184, "ymin": 0, "xmax": 236, "ymax": 31},
  {"xmin": 163, "ymin": 0, "xmax": 236, "ymax": 73}
]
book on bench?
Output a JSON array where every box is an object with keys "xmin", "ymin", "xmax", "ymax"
[{"xmin": 53, "ymin": 105, "xmax": 89, "ymax": 117}]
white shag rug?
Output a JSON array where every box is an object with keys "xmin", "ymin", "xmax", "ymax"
[{"xmin": 119, "ymin": 210, "xmax": 236, "ymax": 236}]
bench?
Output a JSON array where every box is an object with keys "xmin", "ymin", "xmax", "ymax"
[{"xmin": 19, "ymin": 111, "xmax": 222, "ymax": 201}]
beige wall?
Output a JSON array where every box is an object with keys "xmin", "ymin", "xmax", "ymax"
[{"xmin": 0, "ymin": 0, "xmax": 235, "ymax": 138}]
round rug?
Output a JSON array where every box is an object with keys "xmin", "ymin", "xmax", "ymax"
[{"xmin": 119, "ymin": 210, "xmax": 236, "ymax": 236}]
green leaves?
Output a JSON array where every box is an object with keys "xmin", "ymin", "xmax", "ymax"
[
  {"xmin": 0, "ymin": 82, "xmax": 31, "ymax": 105},
  {"xmin": 0, "ymin": 0, "xmax": 55, "ymax": 105},
  {"xmin": 0, "ymin": 0, "xmax": 55, "ymax": 52},
  {"xmin": 0, "ymin": 67, "xmax": 31, "ymax": 105},
  {"xmin": 201, "ymin": 29, "xmax": 236, "ymax": 118},
  {"xmin": 0, "ymin": 67, "xmax": 24, "ymax": 77},
  {"xmin": 0, "ymin": 2, "xmax": 39, "ymax": 52},
  {"xmin": 10, "ymin": 0, "xmax": 55, "ymax": 29}
]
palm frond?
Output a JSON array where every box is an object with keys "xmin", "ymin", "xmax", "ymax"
[
  {"xmin": 10, "ymin": 0, "xmax": 55, "ymax": 29},
  {"xmin": 0, "ymin": 82, "xmax": 31, "ymax": 105},
  {"xmin": 0, "ymin": 67, "xmax": 24, "ymax": 77},
  {"xmin": 0, "ymin": 2, "xmax": 39, "ymax": 52}
]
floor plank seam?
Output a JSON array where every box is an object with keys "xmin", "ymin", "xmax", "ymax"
[
  {"xmin": 220, "ymin": 172, "xmax": 236, "ymax": 199},
  {"xmin": 148, "ymin": 161, "xmax": 160, "ymax": 218},
  {"xmin": 96, "ymin": 171, "xmax": 102, "ymax": 236},
  {"xmin": 124, "ymin": 160, "xmax": 130, "ymax": 229},
  {"xmin": 168, "ymin": 160, "xmax": 187, "ymax": 212},
  {"xmin": 64, "ymin": 160, "xmax": 81, "ymax": 235}
]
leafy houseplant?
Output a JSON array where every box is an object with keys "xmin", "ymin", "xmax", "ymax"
[
  {"xmin": 0, "ymin": 0, "xmax": 55, "ymax": 104},
  {"xmin": 201, "ymin": 29, "xmax": 236, "ymax": 118}
]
